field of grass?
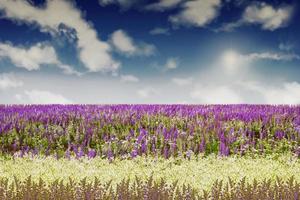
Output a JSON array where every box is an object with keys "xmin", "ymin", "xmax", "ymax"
[
  {"xmin": 0, "ymin": 105, "xmax": 299, "ymax": 199},
  {"xmin": 1, "ymin": 154, "xmax": 300, "ymax": 190}
]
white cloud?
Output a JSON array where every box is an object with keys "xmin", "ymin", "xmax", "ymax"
[
  {"xmin": 239, "ymin": 81, "xmax": 300, "ymax": 104},
  {"xmin": 0, "ymin": 42, "xmax": 81, "ymax": 75},
  {"xmin": 169, "ymin": 0, "xmax": 221, "ymax": 27},
  {"xmin": 190, "ymin": 80, "xmax": 300, "ymax": 105},
  {"xmin": 0, "ymin": 43, "xmax": 57, "ymax": 71},
  {"xmin": 110, "ymin": 29, "xmax": 156, "ymax": 56},
  {"xmin": 243, "ymin": 52, "xmax": 300, "ymax": 62},
  {"xmin": 217, "ymin": 2, "xmax": 294, "ymax": 32},
  {"xmin": 120, "ymin": 74, "xmax": 139, "ymax": 83},
  {"xmin": 149, "ymin": 27, "xmax": 170, "ymax": 35},
  {"xmin": 110, "ymin": 30, "xmax": 136, "ymax": 55},
  {"xmin": 137, "ymin": 87, "xmax": 158, "ymax": 98},
  {"xmin": 0, "ymin": 0, "xmax": 119, "ymax": 72},
  {"xmin": 21, "ymin": 90, "xmax": 73, "ymax": 104},
  {"xmin": 98, "ymin": 0, "xmax": 137, "ymax": 10},
  {"xmin": 145, "ymin": 0, "xmax": 183, "ymax": 11},
  {"xmin": 1, "ymin": 70, "xmax": 299, "ymax": 105},
  {"xmin": 0, "ymin": 73, "xmax": 23, "ymax": 90},
  {"xmin": 190, "ymin": 85, "xmax": 243, "ymax": 104},
  {"xmin": 215, "ymin": 21, "xmax": 243, "ymax": 32},
  {"xmin": 263, "ymin": 82, "xmax": 300, "ymax": 104},
  {"xmin": 57, "ymin": 64, "xmax": 82, "ymax": 76},
  {"xmin": 165, "ymin": 57, "xmax": 179, "ymax": 70},
  {"xmin": 219, "ymin": 50, "xmax": 300, "ymax": 74},
  {"xmin": 172, "ymin": 77, "xmax": 193, "ymax": 86},
  {"xmin": 243, "ymin": 2, "xmax": 293, "ymax": 31}
]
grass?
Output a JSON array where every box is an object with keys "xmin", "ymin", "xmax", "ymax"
[{"xmin": 1, "ymin": 153, "xmax": 299, "ymax": 192}]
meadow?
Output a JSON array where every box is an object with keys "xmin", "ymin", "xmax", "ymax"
[{"xmin": 0, "ymin": 105, "xmax": 299, "ymax": 199}]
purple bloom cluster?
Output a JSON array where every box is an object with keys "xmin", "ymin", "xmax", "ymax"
[{"xmin": 0, "ymin": 104, "xmax": 299, "ymax": 159}]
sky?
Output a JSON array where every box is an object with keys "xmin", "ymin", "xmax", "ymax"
[{"xmin": 0, "ymin": 0, "xmax": 300, "ymax": 104}]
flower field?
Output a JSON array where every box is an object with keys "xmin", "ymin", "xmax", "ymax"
[
  {"xmin": 1, "ymin": 105, "xmax": 300, "ymax": 158},
  {"xmin": 0, "ymin": 105, "xmax": 300, "ymax": 199}
]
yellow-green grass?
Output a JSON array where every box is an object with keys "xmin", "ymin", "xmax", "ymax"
[{"xmin": 0, "ymin": 154, "xmax": 299, "ymax": 192}]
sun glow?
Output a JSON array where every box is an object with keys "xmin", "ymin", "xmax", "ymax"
[{"xmin": 221, "ymin": 50, "xmax": 241, "ymax": 72}]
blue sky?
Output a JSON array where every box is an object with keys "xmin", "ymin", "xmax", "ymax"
[{"xmin": 0, "ymin": 0, "xmax": 300, "ymax": 104}]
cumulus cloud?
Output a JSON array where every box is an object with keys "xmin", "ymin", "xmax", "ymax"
[
  {"xmin": 120, "ymin": 74, "xmax": 139, "ymax": 83},
  {"xmin": 149, "ymin": 27, "xmax": 170, "ymax": 35},
  {"xmin": 0, "ymin": 73, "xmax": 23, "ymax": 90},
  {"xmin": 172, "ymin": 77, "xmax": 193, "ymax": 86},
  {"xmin": 0, "ymin": 43, "xmax": 57, "ymax": 71},
  {"xmin": 19, "ymin": 90, "xmax": 73, "ymax": 104},
  {"xmin": 0, "ymin": 42, "xmax": 81, "ymax": 75},
  {"xmin": 169, "ymin": 0, "xmax": 221, "ymax": 27},
  {"xmin": 243, "ymin": 2, "xmax": 293, "ymax": 31},
  {"xmin": 0, "ymin": 0, "xmax": 119, "ymax": 72},
  {"xmin": 145, "ymin": 0, "xmax": 183, "ymax": 11},
  {"xmin": 110, "ymin": 29, "xmax": 156, "ymax": 56},
  {"xmin": 218, "ymin": 2, "xmax": 293, "ymax": 32}
]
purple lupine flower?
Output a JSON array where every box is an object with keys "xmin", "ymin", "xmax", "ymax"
[
  {"xmin": 33, "ymin": 147, "xmax": 39, "ymax": 156},
  {"xmin": 224, "ymin": 145, "xmax": 230, "ymax": 156},
  {"xmin": 219, "ymin": 140, "xmax": 230, "ymax": 156},
  {"xmin": 73, "ymin": 146, "xmax": 78, "ymax": 155},
  {"xmin": 137, "ymin": 128, "xmax": 147, "ymax": 144},
  {"xmin": 171, "ymin": 142, "xmax": 176, "ymax": 153},
  {"xmin": 199, "ymin": 138, "xmax": 206, "ymax": 153},
  {"xmin": 275, "ymin": 130, "xmax": 285, "ymax": 140},
  {"xmin": 163, "ymin": 146, "xmax": 169, "ymax": 159},
  {"xmin": 88, "ymin": 149, "xmax": 97, "ymax": 158},
  {"xmin": 141, "ymin": 141, "xmax": 147, "ymax": 154},
  {"xmin": 151, "ymin": 141, "xmax": 156, "ymax": 153},
  {"xmin": 24, "ymin": 146, "xmax": 30, "ymax": 154},
  {"xmin": 77, "ymin": 147, "xmax": 84, "ymax": 158},
  {"xmin": 12, "ymin": 142, "xmax": 17, "ymax": 151},
  {"xmin": 218, "ymin": 131, "xmax": 226, "ymax": 143},
  {"xmin": 137, "ymin": 133, "xmax": 144, "ymax": 143},
  {"xmin": 107, "ymin": 148, "xmax": 114, "ymax": 161},
  {"xmin": 186, "ymin": 150, "xmax": 193, "ymax": 159},
  {"xmin": 131, "ymin": 149, "xmax": 138, "ymax": 158},
  {"xmin": 163, "ymin": 128, "xmax": 168, "ymax": 139},
  {"xmin": 125, "ymin": 133, "xmax": 132, "ymax": 140},
  {"xmin": 20, "ymin": 149, "xmax": 25, "ymax": 158},
  {"xmin": 173, "ymin": 129, "xmax": 178, "ymax": 140}
]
